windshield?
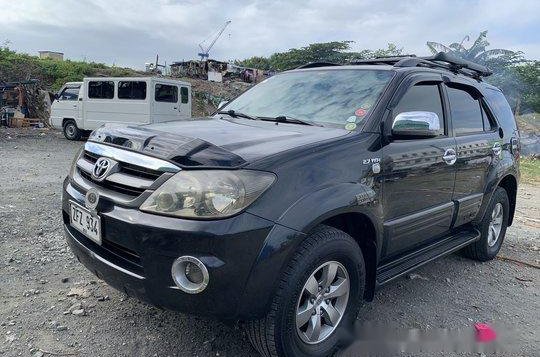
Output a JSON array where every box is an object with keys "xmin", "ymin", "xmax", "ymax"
[{"xmin": 221, "ymin": 69, "xmax": 394, "ymax": 128}]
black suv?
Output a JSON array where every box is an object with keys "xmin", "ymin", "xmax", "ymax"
[{"xmin": 62, "ymin": 53, "xmax": 520, "ymax": 357}]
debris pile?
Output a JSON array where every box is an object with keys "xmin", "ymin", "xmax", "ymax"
[
  {"xmin": 170, "ymin": 59, "xmax": 273, "ymax": 84},
  {"xmin": 0, "ymin": 80, "xmax": 52, "ymax": 128},
  {"xmin": 181, "ymin": 76, "xmax": 254, "ymax": 117}
]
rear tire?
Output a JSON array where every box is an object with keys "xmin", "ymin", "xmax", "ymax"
[
  {"xmin": 246, "ymin": 225, "xmax": 365, "ymax": 357},
  {"xmin": 63, "ymin": 120, "xmax": 81, "ymax": 140},
  {"xmin": 463, "ymin": 187, "xmax": 509, "ymax": 261}
]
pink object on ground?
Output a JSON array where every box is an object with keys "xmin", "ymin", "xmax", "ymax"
[{"xmin": 474, "ymin": 323, "xmax": 497, "ymax": 342}]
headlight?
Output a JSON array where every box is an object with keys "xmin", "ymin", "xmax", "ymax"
[{"xmin": 140, "ymin": 170, "xmax": 275, "ymax": 218}]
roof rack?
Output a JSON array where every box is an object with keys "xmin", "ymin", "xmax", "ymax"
[{"xmin": 350, "ymin": 52, "xmax": 492, "ymax": 80}]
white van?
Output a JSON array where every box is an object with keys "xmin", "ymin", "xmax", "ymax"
[{"xmin": 50, "ymin": 77, "xmax": 192, "ymax": 140}]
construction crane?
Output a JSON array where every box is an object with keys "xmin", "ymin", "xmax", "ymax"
[{"xmin": 198, "ymin": 20, "xmax": 231, "ymax": 60}]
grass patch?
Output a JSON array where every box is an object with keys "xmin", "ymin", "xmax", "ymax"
[{"xmin": 521, "ymin": 156, "xmax": 540, "ymax": 183}]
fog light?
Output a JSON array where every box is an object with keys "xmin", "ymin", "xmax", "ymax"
[{"xmin": 171, "ymin": 256, "xmax": 209, "ymax": 294}]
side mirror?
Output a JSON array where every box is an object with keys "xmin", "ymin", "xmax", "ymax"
[
  {"xmin": 54, "ymin": 93, "xmax": 59, "ymax": 100},
  {"xmin": 391, "ymin": 111, "xmax": 440, "ymax": 138},
  {"xmin": 218, "ymin": 100, "xmax": 228, "ymax": 110}
]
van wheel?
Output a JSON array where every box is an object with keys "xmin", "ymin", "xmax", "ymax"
[
  {"xmin": 246, "ymin": 225, "xmax": 365, "ymax": 357},
  {"xmin": 63, "ymin": 120, "xmax": 81, "ymax": 140},
  {"xmin": 463, "ymin": 187, "xmax": 509, "ymax": 261}
]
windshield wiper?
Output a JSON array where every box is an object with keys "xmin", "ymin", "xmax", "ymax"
[
  {"xmin": 260, "ymin": 115, "xmax": 322, "ymax": 127},
  {"xmin": 217, "ymin": 109, "xmax": 259, "ymax": 121}
]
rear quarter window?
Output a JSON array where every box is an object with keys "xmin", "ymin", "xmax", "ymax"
[
  {"xmin": 155, "ymin": 84, "xmax": 178, "ymax": 103},
  {"xmin": 483, "ymin": 88, "xmax": 517, "ymax": 130}
]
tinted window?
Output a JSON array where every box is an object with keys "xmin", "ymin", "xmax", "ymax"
[
  {"xmin": 181, "ymin": 87, "xmax": 189, "ymax": 104},
  {"xmin": 88, "ymin": 81, "xmax": 114, "ymax": 99},
  {"xmin": 484, "ymin": 88, "xmax": 515, "ymax": 130},
  {"xmin": 155, "ymin": 84, "xmax": 178, "ymax": 103},
  {"xmin": 59, "ymin": 86, "xmax": 80, "ymax": 101},
  {"xmin": 224, "ymin": 69, "xmax": 394, "ymax": 127},
  {"xmin": 393, "ymin": 83, "xmax": 445, "ymax": 135},
  {"xmin": 481, "ymin": 103, "xmax": 493, "ymax": 131},
  {"xmin": 447, "ymin": 86, "xmax": 483, "ymax": 135},
  {"xmin": 118, "ymin": 81, "xmax": 147, "ymax": 100}
]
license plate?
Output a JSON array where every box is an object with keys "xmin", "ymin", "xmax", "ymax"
[{"xmin": 69, "ymin": 201, "xmax": 102, "ymax": 245}]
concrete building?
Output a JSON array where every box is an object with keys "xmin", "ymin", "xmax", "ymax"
[{"xmin": 38, "ymin": 51, "xmax": 64, "ymax": 61}]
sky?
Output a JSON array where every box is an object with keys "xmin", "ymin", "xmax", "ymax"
[{"xmin": 2, "ymin": 0, "xmax": 539, "ymax": 69}]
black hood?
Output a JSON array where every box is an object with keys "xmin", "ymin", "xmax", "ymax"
[{"xmin": 88, "ymin": 117, "xmax": 351, "ymax": 168}]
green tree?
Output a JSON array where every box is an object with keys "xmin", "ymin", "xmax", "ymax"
[
  {"xmin": 235, "ymin": 56, "xmax": 272, "ymax": 70},
  {"xmin": 427, "ymin": 31, "xmax": 521, "ymax": 66},
  {"xmin": 513, "ymin": 61, "xmax": 540, "ymax": 113},
  {"xmin": 0, "ymin": 44, "xmax": 139, "ymax": 91},
  {"xmin": 427, "ymin": 31, "xmax": 527, "ymax": 111},
  {"xmin": 236, "ymin": 41, "xmax": 403, "ymax": 71}
]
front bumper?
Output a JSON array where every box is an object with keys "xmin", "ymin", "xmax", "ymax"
[{"xmin": 62, "ymin": 177, "xmax": 299, "ymax": 320}]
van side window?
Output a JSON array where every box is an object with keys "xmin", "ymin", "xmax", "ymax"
[
  {"xmin": 118, "ymin": 81, "xmax": 147, "ymax": 100},
  {"xmin": 447, "ymin": 86, "xmax": 483, "ymax": 135},
  {"xmin": 181, "ymin": 87, "xmax": 189, "ymax": 104},
  {"xmin": 393, "ymin": 83, "xmax": 445, "ymax": 136},
  {"xmin": 155, "ymin": 84, "xmax": 178, "ymax": 103},
  {"xmin": 88, "ymin": 81, "xmax": 114, "ymax": 99},
  {"xmin": 59, "ymin": 86, "xmax": 80, "ymax": 101}
]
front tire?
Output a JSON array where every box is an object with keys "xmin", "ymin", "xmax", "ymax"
[
  {"xmin": 246, "ymin": 225, "xmax": 365, "ymax": 357},
  {"xmin": 463, "ymin": 187, "xmax": 509, "ymax": 261},
  {"xmin": 63, "ymin": 120, "xmax": 81, "ymax": 140}
]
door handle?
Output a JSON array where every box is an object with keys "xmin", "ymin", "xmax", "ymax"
[
  {"xmin": 442, "ymin": 148, "xmax": 457, "ymax": 165},
  {"xmin": 492, "ymin": 142, "xmax": 502, "ymax": 156},
  {"xmin": 173, "ymin": 106, "xmax": 178, "ymax": 110}
]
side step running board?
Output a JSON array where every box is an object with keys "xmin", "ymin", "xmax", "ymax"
[{"xmin": 376, "ymin": 227, "xmax": 480, "ymax": 286}]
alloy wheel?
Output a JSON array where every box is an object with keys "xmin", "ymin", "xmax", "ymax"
[
  {"xmin": 487, "ymin": 202, "xmax": 503, "ymax": 247},
  {"xmin": 295, "ymin": 261, "xmax": 350, "ymax": 344}
]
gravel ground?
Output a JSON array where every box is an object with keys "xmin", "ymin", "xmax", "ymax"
[{"xmin": 1, "ymin": 128, "xmax": 539, "ymax": 357}]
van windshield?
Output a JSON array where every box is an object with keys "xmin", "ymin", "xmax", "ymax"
[{"xmin": 221, "ymin": 69, "xmax": 394, "ymax": 128}]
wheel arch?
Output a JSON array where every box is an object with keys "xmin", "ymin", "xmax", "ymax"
[
  {"xmin": 62, "ymin": 117, "xmax": 77, "ymax": 127},
  {"xmin": 320, "ymin": 212, "xmax": 378, "ymax": 301},
  {"xmin": 498, "ymin": 174, "xmax": 517, "ymax": 226},
  {"xmin": 238, "ymin": 184, "xmax": 383, "ymax": 319}
]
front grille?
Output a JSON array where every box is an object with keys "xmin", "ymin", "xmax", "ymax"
[
  {"xmin": 79, "ymin": 170, "xmax": 146, "ymax": 197},
  {"xmin": 121, "ymin": 162, "xmax": 162, "ymax": 180},
  {"xmin": 84, "ymin": 151, "xmax": 99, "ymax": 164},
  {"xmin": 76, "ymin": 149, "xmax": 166, "ymax": 199}
]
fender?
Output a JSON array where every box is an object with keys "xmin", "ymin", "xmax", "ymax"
[
  {"xmin": 237, "ymin": 182, "xmax": 383, "ymax": 319},
  {"xmin": 276, "ymin": 182, "xmax": 382, "ymax": 236},
  {"xmin": 474, "ymin": 155, "xmax": 519, "ymax": 226}
]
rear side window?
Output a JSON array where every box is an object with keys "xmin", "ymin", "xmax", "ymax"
[
  {"xmin": 393, "ymin": 83, "xmax": 445, "ymax": 136},
  {"xmin": 181, "ymin": 87, "xmax": 189, "ymax": 104},
  {"xmin": 88, "ymin": 81, "xmax": 114, "ymax": 99},
  {"xmin": 118, "ymin": 81, "xmax": 147, "ymax": 100},
  {"xmin": 484, "ymin": 88, "xmax": 515, "ymax": 130},
  {"xmin": 59, "ymin": 86, "xmax": 80, "ymax": 101},
  {"xmin": 155, "ymin": 84, "xmax": 178, "ymax": 103},
  {"xmin": 447, "ymin": 86, "xmax": 483, "ymax": 135},
  {"xmin": 481, "ymin": 104, "xmax": 494, "ymax": 131}
]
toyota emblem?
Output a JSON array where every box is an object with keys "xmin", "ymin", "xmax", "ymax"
[{"xmin": 92, "ymin": 157, "xmax": 112, "ymax": 181}]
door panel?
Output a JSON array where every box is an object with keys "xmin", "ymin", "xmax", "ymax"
[
  {"xmin": 445, "ymin": 84, "xmax": 500, "ymax": 227},
  {"xmin": 153, "ymin": 83, "xmax": 179, "ymax": 122},
  {"xmin": 382, "ymin": 80, "xmax": 457, "ymax": 258},
  {"xmin": 382, "ymin": 137, "xmax": 457, "ymax": 256},
  {"xmin": 453, "ymin": 133, "xmax": 499, "ymax": 225},
  {"xmin": 50, "ymin": 85, "xmax": 81, "ymax": 127}
]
